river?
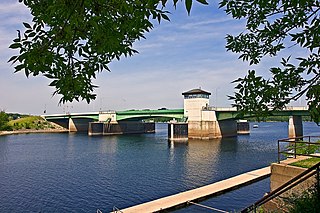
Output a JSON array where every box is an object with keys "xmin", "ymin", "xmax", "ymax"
[{"xmin": 0, "ymin": 122, "xmax": 319, "ymax": 212}]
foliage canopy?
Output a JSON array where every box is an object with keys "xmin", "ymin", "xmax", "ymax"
[
  {"xmin": 9, "ymin": 0, "xmax": 207, "ymax": 104},
  {"xmin": 219, "ymin": 0, "xmax": 320, "ymax": 123},
  {"xmin": 10, "ymin": 0, "xmax": 320, "ymax": 123}
]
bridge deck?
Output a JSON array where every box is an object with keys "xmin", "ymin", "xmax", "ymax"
[{"xmin": 117, "ymin": 166, "xmax": 270, "ymax": 213}]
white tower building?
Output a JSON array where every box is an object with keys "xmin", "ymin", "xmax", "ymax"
[{"xmin": 182, "ymin": 88, "xmax": 211, "ymax": 121}]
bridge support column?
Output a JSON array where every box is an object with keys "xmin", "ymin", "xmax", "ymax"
[
  {"xmin": 68, "ymin": 118, "xmax": 77, "ymax": 132},
  {"xmin": 168, "ymin": 122, "xmax": 188, "ymax": 141},
  {"xmin": 187, "ymin": 109, "xmax": 238, "ymax": 139},
  {"xmin": 288, "ymin": 115, "xmax": 303, "ymax": 138}
]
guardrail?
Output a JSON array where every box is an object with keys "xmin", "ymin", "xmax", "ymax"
[{"xmin": 277, "ymin": 136, "xmax": 320, "ymax": 163}]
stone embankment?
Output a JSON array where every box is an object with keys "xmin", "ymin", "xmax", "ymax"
[{"xmin": 0, "ymin": 129, "xmax": 68, "ymax": 136}]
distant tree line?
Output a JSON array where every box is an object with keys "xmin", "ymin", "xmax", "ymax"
[{"xmin": 247, "ymin": 116, "xmax": 312, "ymax": 122}]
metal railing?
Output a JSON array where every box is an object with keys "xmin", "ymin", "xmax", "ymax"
[
  {"xmin": 241, "ymin": 161, "xmax": 320, "ymax": 213},
  {"xmin": 278, "ymin": 135, "xmax": 320, "ymax": 163}
]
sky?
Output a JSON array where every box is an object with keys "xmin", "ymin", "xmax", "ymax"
[{"xmin": 0, "ymin": 1, "xmax": 306, "ymax": 115}]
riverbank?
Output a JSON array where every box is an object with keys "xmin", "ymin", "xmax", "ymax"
[{"xmin": 0, "ymin": 129, "xmax": 69, "ymax": 136}]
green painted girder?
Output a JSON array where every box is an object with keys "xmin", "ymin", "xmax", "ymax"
[
  {"xmin": 116, "ymin": 109, "xmax": 184, "ymax": 121},
  {"xmin": 44, "ymin": 114, "xmax": 99, "ymax": 121},
  {"xmin": 215, "ymin": 110, "xmax": 310, "ymax": 120}
]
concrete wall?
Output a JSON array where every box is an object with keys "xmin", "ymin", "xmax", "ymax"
[
  {"xmin": 184, "ymin": 98, "xmax": 209, "ymax": 121},
  {"xmin": 270, "ymin": 163, "xmax": 316, "ymax": 193},
  {"xmin": 98, "ymin": 112, "xmax": 117, "ymax": 122},
  {"xmin": 188, "ymin": 119, "xmax": 237, "ymax": 139}
]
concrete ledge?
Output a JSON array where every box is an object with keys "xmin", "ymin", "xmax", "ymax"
[
  {"xmin": 116, "ymin": 167, "xmax": 270, "ymax": 213},
  {"xmin": 270, "ymin": 159, "xmax": 316, "ymax": 192}
]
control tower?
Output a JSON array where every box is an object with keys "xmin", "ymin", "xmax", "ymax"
[{"xmin": 182, "ymin": 88, "xmax": 211, "ymax": 121}]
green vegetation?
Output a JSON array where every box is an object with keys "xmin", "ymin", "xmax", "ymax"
[
  {"xmin": 9, "ymin": 1, "xmax": 320, "ymax": 123},
  {"xmin": 290, "ymin": 158, "xmax": 320, "ymax": 169},
  {"xmin": 0, "ymin": 111, "xmax": 12, "ymax": 131},
  {"xmin": 8, "ymin": 116, "xmax": 56, "ymax": 130},
  {"xmin": 9, "ymin": 0, "xmax": 208, "ymax": 104},
  {"xmin": 222, "ymin": 0, "xmax": 320, "ymax": 123},
  {"xmin": 247, "ymin": 116, "xmax": 312, "ymax": 122},
  {"xmin": 0, "ymin": 111, "xmax": 61, "ymax": 132},
  {"xmin": 287, "ymin": 186, "xmax": 320, "ymax": 213},
  {"xmin": 286, "ymin": 140, "xmax": 320, "ymax": 158}
]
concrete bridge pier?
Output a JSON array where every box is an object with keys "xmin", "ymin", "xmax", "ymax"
[
  {"xmin": 168, "ymin": 122, "xmax": 188, "ymax": 141},
  {"xmin": 188, "ymin": 119, "xmax": 237, "ymax": 139},
  {"xmin": 68, "ymin": 118, "xmax": 95, "ymax": 132},
  {"xmin": 68, "ymin": 118, "xmax": 76, "ymax": 132},
  {"xmin": 288, "ymin": 115, "xmax": 303, "ymax": 138}
]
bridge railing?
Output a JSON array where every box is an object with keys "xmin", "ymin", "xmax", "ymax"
[{"xmin": 278, "ymin": 136, "xmax": 320, "ymax": 163}]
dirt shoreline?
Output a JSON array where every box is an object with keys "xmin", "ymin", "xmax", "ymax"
[{"xmin": 0, "ymin": 129, "xmax": 69, "ymax": 136}]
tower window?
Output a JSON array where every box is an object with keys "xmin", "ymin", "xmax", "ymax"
[{"xmin": 184, "ymin": 94, "xmax": 209, "ymax": 99}]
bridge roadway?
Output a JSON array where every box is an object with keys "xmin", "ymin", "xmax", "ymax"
[{"xmin": 43, "ymin": 107, "xmax": 309, "ymax": 122}]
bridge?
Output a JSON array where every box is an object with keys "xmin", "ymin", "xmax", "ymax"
[
  {"xmin": 44, "ymin": 106, "xmax": 309, "ymax": 138},
  {"xmin": 44, "ymin": 109, "xmax": 185, "ymax": 123},
  {"xmin": 213, "ymin": 107, "xmax": 310, "ymax": 120},
  {"xmin": 43, "ymin": 88, "xmax": 312, "ymax": 139},
  {"xmin": 44, "ymin": 109, "xmax": 186, "ymax": 132},
  {"xmin": 44, "ymin": 107, "xmax": 309, "ymax": 122}
]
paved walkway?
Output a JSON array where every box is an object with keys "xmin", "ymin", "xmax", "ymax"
[{"xmin": 117, "ymin": 166, "xmax": 271, "ymax": 213}]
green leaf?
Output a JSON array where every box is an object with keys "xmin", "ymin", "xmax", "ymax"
[
  {"xmin": 9, "ymin": 43, "xmax": 21, "ymax": 49},
  {"xmin": 8, "ymin": 55, "xmax": 18, "ymax": 63},
  {"xmin": 23, "ymin": 22, "xmax": 31, "ymax": 29},
  {"xmin": 185, "ymin": 0, "xmax": 192, "ymax": 15},
  {"xmin": 196, "ymin": 0, "xmax": 208, "ymax": 5},
  {"xmin": 14, "ymin": 64, "xmax": 25, "ymax": 72}
]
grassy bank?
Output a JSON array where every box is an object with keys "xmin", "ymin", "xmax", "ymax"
[{"xmin": 8, "ymin": 116, "xmax": 62, "ymax": 130}]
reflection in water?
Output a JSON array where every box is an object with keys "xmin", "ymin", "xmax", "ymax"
[
  {"xmin": 168, "ymin": 138, "xmax": 240, "ymax": 188},
  {"xmin": 183, "ymin": 139, "xmax": 222, "ymax": 188},
  {"xmin": 98, "ymin": 136, "xmax": 118, "ymax": 154},
  {"xmin": 0, "ymin": 136, "xmax": 9, "ymax": 162}
]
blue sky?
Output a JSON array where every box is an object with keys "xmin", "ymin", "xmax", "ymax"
[{"xmin": 0, "ymin": 1, "xmax": 305, "ymax": 115}]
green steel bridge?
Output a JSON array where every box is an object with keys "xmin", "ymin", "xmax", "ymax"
[
  {"xmin": 213, "ymin": 107, "xmax": 310, "ymax": 120},
  {"xmin": 44, "ymin": 107, "xmax": 310, "ymax": 122},
  {"xmin": 43, "ymin": 107, "xmax": 310, "ymax": 136},
  {"xmin": 44, "ymin": 109, "xmax": 185, "ymax": 122}
]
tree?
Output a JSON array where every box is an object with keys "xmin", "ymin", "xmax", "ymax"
[
  {"xmin": 0, "ymin": 111, "xmax": 11, "ymax": 131},
  {"xmin": 9, "ymin": 0, "xmax": 207, "ymax": 104},
  {"xmin": 219, "ymin": 0, "xmax": 320, "ymax": 123}
]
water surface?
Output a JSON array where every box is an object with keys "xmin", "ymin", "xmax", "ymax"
[{"xmin": 0, "ymin": 122, "xmax": 319, "ymax": 212}]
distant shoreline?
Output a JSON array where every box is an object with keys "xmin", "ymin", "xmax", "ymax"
[{"xmin": 0, "ymin": 129, "xmax": 69, "ymax": 136}]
